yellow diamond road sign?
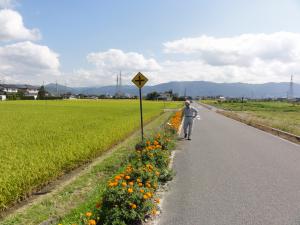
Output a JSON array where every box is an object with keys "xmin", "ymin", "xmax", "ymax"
[{"xmin": 132, "ymin": 72, "xmax": 148, "ymax": 88}]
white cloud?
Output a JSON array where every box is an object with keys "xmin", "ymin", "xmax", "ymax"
[
  {"xmin": 0, "ymin": 41, "xmax": 60, "ymax": 84},
  {"xmin": 0, "ymin": 9, "xmax": 41, "ymax": 41},
  {"xmin": 0, "ymin": 0, "xmax": 14, "ymax": 8},
  {"xmin": 87, "ymin": 49, "xmax": 161, "ymax": 72},
  {"xmin": 161, "ymin": 32, "xmax": 300, "ymax": 83},
  {"xmin": 153, "ymin": 59, "xmax": 300, "ymax": 84},
  {"xmin": 65, "ymin": 49, "xmax": 162, "ymax": 86}
]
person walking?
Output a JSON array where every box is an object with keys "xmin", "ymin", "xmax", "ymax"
[{"xmin": 183, "ymin": 100, "xmax": 198, "ymax": 140}]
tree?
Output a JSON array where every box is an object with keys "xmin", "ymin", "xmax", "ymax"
[
  {"xmin": 146, "ymin": 91, "xmax": 160, "ymax": 100},
  {"xmin": 37, "ymin": 86, "xmax": 46, "ymax": 100}
]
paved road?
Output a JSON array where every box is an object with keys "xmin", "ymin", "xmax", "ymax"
[{"xmin": 158, "ymin": 104, "xmax": 300, "ymax": 225}]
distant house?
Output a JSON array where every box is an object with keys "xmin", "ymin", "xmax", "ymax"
[
  {"xmin": 0, "ymin": 89, "xmax": 6, "ymax": 101},
  {"xmin": 0, "ymin": 84, "xmax": 40, "ymax": 100},
  {"xmin": 157, "ymin": 92, "xmax": 173, "ymax": 101},
  {"xmin": 0, "ymin": 95, "xmax": 6, "ymax": 101},
  {"xmin": 0, "ymin": 84, "xmax": 18, "ymax": 93},
  {"xmin": 19, "ymin": 85, "xmax": 39, "ymax": 99},
  {"xmin": 219, "ymin": 96, "xmax": 226, "ymax": 102}
]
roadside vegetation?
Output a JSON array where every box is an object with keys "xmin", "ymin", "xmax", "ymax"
[
  {"xmin": 0, "ymin": 100, "xmax": 180, "ymax": 212},
  {"xmin": 201, "ymin": 99, "xmax": 300, "ymax": 136},
  {"xmin": 58, "ymin": 110, "xmax": 183, "ymax": 225}
]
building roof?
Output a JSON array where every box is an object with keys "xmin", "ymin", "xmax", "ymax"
[{"xmin": 0, "ymin": 84, "xmax": 40, "ymax": 90}]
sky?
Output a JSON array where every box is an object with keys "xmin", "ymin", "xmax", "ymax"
[{"xmin": 0, "ymin": 0, "xmax": 300, "ymax": 87}]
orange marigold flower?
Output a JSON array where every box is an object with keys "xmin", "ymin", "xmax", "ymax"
[
  {"xmin": 146, "ymin": 192, "xmax": 152, "ymax": 198},
  {"xmin": 122, "ymin": 182, "xmax": 127, "ymax": 187},
  {"xmin": 131, "ymin": 203, "xmax": 137, "ymax": 209},
  {"xmin": 146, "ymin": 183, "xmax": 151, "ymax": 188},
  {"xmin": 85, "ymin": 212, "xmax": 92, "ymax": 217},
  {"xmin": 89, "ymin": 220, "xmax": 96, "ymax": 225},
  {"xmin": 155, "ymin": 171, "xmax": 160, "ymax": 176},
  {"xmin": 129, "ymin": 181, "xmax": 134, "ymax": 186},
  {"xmin": 153, "ymin": 140, "xmax": 159, "ymax": 145},
  {"xmin": 115, "ymin": 175, "xmax": 121, "ymax": 180},
  {"xmin": 140, "ymin": 189, "xmax": 145, "ymax": 193},
  {"xmin": 138, "ymin": 182, "xmax": 143, "ymax": 187},
  {"xmin": 128, "ymin": 188, "xmax": 133, "ymax": 193},
  {"xmin": 125, "ymin": 175, "xmax": 130, "ymax": 180},
  {"xmin": 155, "ymin": 198, "xmax": 160, "ymax": 203}
]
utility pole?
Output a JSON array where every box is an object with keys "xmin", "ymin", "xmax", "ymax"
[
  {"xmin": 65, "ymin": 82, "xmax": 67, "ymax": 95},
  {"xmin": 288, "ymin": 75, "xmax": 295, "ymax": 105},
  {"xmin": 119, "ymin": 71, "xmax": 122, "ymax": 97},
  {"xmin": 56, "ymin": 80, "xmax": 58, "ymax": 97},
  {"xmin": 288, "ymin": 75, "xmax": 294, "ymax": 100}
]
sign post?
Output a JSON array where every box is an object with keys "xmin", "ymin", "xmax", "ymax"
[{"xmin": 132, "ymin": 72, "xmax": 148, "ymax": 141}]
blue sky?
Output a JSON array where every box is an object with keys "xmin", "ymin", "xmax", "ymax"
[{"xmin": 1, "ymin": 0, "xmax": 300, "ymax": 86}]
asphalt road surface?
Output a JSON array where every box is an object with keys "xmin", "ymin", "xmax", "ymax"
[{"xmin": 158, "ymin": 104, "xmax": 300, "ymax": 225}]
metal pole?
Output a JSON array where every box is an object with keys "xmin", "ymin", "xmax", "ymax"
[{"xmin": 139, "ymin": 88, "xmax": 144, "ymax": 141}]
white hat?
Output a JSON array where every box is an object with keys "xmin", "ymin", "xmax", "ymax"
[{"xmin": 185, "ymin": 100, "xmax": 190, "ymax": 105}]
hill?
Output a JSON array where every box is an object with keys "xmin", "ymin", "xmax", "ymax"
[{"xmin": 45, "ymin": 81, "xmax": 300, "ymax": 98}]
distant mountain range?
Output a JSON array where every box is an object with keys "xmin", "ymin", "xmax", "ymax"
[{"xmin": 45, "ymin": 81, "xmax": 300, "ymax": 98}]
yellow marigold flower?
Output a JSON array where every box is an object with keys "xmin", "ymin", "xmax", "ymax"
[
  {"xmin": 138, "ymin": 182, "xmax": 143, "ymax": 187},
  {"xmin": 85, "ymin": 212, "xmax": 92, "ymax": 217},
  {"xmin": 131, "ymin": 203, "xmax": 137, "ymax": 209},
  {"xmin": 137, "ymin": 178, "xmax": 141, "ymax": 183},
  {"xmin": 146, "ymin": 192, "xmax": 152, "ymax": 198},
  {"xmin": 146, "ymin": 183, "xmax": 151, "ymax": 188},
  {"xmin": 128, "ymin": 188, "xmax": 133, "ymax": 193},
  {"xmin": 143, "ymin": 194, "xmax": 148, "ymax": 200},
  {"xmin": 89, "ymin": 220, "xmax": 96, "ymax": 225},
  {"xmin": 152, "ymin": 209, "xmax": 157, "ymax": 215},
  {"xmin": 122, "ymin": 182, "xmax": 127, "ymax": 187}
]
